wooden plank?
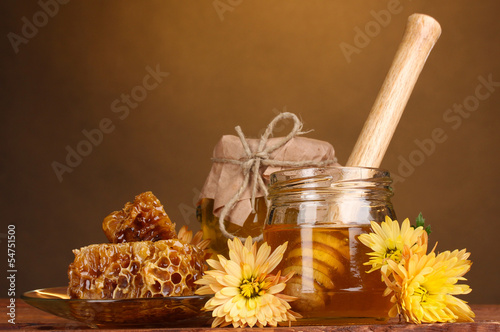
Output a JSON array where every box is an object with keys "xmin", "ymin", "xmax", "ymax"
[{"xmin": 1, "ymin": 299, "xmax": 498, "ymax": 331}]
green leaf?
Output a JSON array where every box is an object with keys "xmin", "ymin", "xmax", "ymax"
[{"xmin": 413, "ymin": 212, "xmax": 432, "ymax": 235}]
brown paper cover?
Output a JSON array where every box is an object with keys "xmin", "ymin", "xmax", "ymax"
[{"xmin": 200, "ymin": 135, "xmax": 337, "ymax": 226}]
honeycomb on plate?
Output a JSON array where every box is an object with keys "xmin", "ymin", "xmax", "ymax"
[
  {"xmin": 102, "ymin": 191, "xmax": 177, "ymax": 243},
  {"xmin": 70, "ymin": 191, "xmax": 211, "ymax": 299},
  {"xmin": 68, "ymin": 237, "xmax": 209, "ymax": 299}
]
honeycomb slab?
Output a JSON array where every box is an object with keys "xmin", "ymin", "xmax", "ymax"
[{"xmin": 68, "ymin": 239, "xmax": 206, "ymax": 299}]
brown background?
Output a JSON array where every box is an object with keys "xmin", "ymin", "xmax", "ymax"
[{"xmin": 1, "ymin": 1, "xmax": 499, "ymax": 304}]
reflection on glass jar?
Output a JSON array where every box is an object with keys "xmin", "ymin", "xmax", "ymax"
[{"xmin": 263, "ymin": 167, "xmax": 395, "ymax": 325}]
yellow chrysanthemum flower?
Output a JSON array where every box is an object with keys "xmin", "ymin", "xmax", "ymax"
[
  {"xmin": 384, "ymin": 249, "xmax": 474, "ymax": 324},
  {"xmin": 195, "ymin": 237, "xmax": 301, "ymax": 328},
  {"xmin": 358, "ymin": 216, "xmax": 427, "ymax": 275}
]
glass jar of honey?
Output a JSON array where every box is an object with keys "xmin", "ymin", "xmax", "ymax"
[{"xmin": 263, "ymin": 166, "xmax": 395, "ymax": 325}]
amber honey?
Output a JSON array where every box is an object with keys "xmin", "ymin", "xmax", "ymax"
[
  {"xmin": 197, "ymin": 198, "xmax": 267, "ymax": 257},
  {"xmin": 264, "ymin": 224, "xmax": 392, "ymax": 324}
]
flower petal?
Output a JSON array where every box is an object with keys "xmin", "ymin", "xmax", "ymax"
[{"xmin": 220, "ymin": 286, "xmax": 240, "ymax": 297}]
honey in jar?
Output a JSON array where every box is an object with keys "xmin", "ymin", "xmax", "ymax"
[
  {"xmin": 263, "ymin": 166, "xmax": 395, "ymax": 324},
  {"xmin": 196, "ymin": 197, "xmax": 267, "ymax": 257}
]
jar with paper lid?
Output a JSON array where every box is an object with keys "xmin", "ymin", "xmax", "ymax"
[
  {"xmin": 196, "ymin": 113, "xmax": 338, "ymax": 257},
  {"xmin": 263, "ymin": 166, "xmax": 395, "ymax": 324}
]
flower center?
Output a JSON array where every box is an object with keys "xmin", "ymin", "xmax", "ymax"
[
  {"xmin": 384, "ymin": 248, "xmax": 402, "ymax": 262},
  {"xmin": 414, "ymin": 286, "xmax": 429, "ymax": 303},
  {"xmin": 240, "ymin": 277, "xmax": 263, "ymax": 299}
]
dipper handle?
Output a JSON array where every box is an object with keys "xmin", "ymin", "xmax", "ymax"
[{"xmin": 346, "ymin": 14, "xmax": 441, "ymax": 168}]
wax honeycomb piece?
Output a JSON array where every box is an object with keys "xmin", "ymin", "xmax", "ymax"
[
  {"xmin": 68, "ymin": 238, "xmax": 208, "ymax": 299},
  {"xmin": 102, "ymin": 191, "xmax": 177, "ymax": 243}
]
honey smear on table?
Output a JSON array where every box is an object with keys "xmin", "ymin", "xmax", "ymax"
[{"xmin": 264, "ymin": 224, "xmax": 392, "ymax": 325}]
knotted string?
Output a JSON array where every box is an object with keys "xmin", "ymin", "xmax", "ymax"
[{"xmin": 212, "ymin": 112, "xmax": 337, "ymax": 242}]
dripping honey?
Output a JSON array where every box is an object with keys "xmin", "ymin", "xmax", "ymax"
[{"xmin": 264, "ymin": 224, "xmax": 392, "ymax": 324}]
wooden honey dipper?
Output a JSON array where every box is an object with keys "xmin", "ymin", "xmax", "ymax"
[
  {"xmin": 327, "ymin": 14, "xmax": 441, "ymax": 223},
  {"xmin": 347, "ymin": 13, "xmax": 442, "ymax": 168}
]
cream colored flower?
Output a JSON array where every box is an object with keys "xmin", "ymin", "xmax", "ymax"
[
  {"xmin": 384, "ymin": 249, "xmax": 474, "ymax": 323},
  {"xmin": 359, "ymin": 216, "xmax": 427, "ymax": 275},
  {"xmin": 195, "ymin": 237, "xmax": 301, "ymax": 328}
]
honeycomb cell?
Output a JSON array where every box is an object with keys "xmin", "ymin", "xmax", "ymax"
[
  {"xmin": 118, "ymin": 275, "xmax": 128, "ymax": 289},
  {"xmin": 130, "ymin": 262, "xmax": 139, "ymax": 275},
  {"xmin": 157, "ymin": 257, "xmax": 170, "ymax": 268},
  {"xmin": 152, "ymin": 281, "xmax": 161, "ymax": 293},
  {"xmin": 152, "ymin": 268, "xmax": 170, "ymax": 281},
  {"xmin": 109, "ymin": 263, "xmax": 120, "ymax": 277},
  {"xmin": 102, "ymin": 192, "xmax": 177, "ymax": 243},
  {"xmin": 163, "ymin": 281, "xmax": 173, "ymax": 296},
  {"xmin": 119, "ymin": 255, "xmax": 130, "ymax": 268},
  {"xmin": 171, "ymin": 273, "xmax": 182, "ymax": 284},
  {"xmin": 170, "ymin": 254, "xmax": 180, "ymax": 266}
]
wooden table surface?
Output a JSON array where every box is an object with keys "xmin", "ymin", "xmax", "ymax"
[{"xmin": 1, "ymin": 299, "xmax": 498, "ymax": 331}]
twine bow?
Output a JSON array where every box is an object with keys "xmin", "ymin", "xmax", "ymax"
[{"xmin": 212, "ymin": 112, "xmax": 337, "ymax": 242}]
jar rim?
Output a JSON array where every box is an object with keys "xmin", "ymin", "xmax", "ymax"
[
  {"xmin": 270, "ymin": 166, "xmax": 391, "ymax": 182},
  {"xmin": 267, "ymin": 166, "xmax": 395, "ymax": 226},
  {"xmin": 268, "ymin": 166, "xmax": 393, "ymax": 196},
  {"xmin": 270, "ymin": 165, "xmax": 390, "ymax": 173}
]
